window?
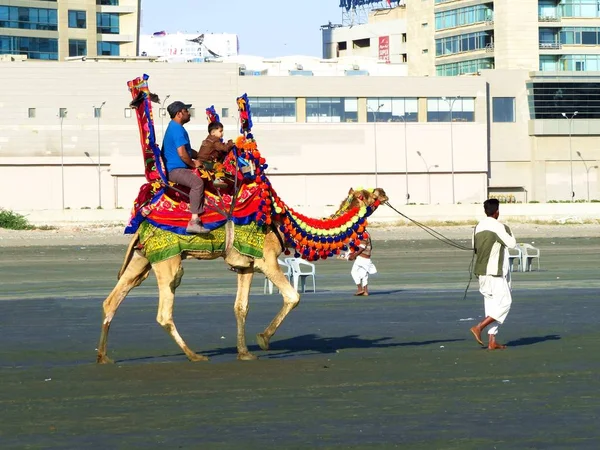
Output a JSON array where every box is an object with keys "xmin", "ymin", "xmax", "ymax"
[
  {"xmin": 427, "ymin": 98, "xmax": 475, "ymax": 122},
  {"xmin": 59, "ymin": 108, "xmax": 67, "ymax": 118},
  {"xmin": 124, "ymin": 108, "xmax": 132, "ymax": 118},
  {"xmin": 221, "ymin": 107, "xmax": 229, "ymax": 118},
  {"xmin": 338, "ymin": 41, "xmax": 347, "ymax": 50},
  {"xmin": 68, "ymin": 10, "xmax": 86, "ymax": 28},
  {"xmin": 306, "ymin": 98, "xmax": 358, "ymax": 123},
  {"xmin": 435, "ymin": 4, "xmax": 493, "ymax": 31},
  {"xmin": 492, "ymin": 97, "xmax": 516, "ymax": 122},
  {"xmin": 28, "ymin": 108, "xmax": 36, "ymax": 118},
  {"xmin": 0, "ymin": 6, "xmax": 58, "ymax": 31},
  {"xmin": 422, "ymin": 49, "xmax": 429, "ymax": 54},
  {"xmin": 435, "ymin": 31, "xmax": 493, "ymax": 56},
  {"xmin": 96, "ymin": 12, "xmax": 119, "ymax": 34},
  {"xmin": 353, "ymin": 38, "xmax": 370, "ymax": 49},
  {"xmin": 561, "ymin": 0, "xmax": 600, "ymax": 18},
  {"xmin": 528, "ymin": 81, "xmax": 600, "ymax": 119},
  {"xmin": 69, "ymin": 39, "xmax": 87, "ymax": 57},
  {"xmin": 97, "ymin": 41, "xmax": 119, "ymax": 56},
  {"xmin": 436, "ymin": 57, "xmax": 494, "ymax": 76},
  {"xmin": 97, "ymin": 0, "xmax": 119, "ymax": 4},
  {"xmin": 366, "ymin": 98, "xmax": 418, "ymax": 122},
  {"xmin": 402, "ymin": 33, "xmax": 407, "ymax": 43},
  {"xmin": 248, "ymin": 97, "xmax": 296, "ymax": 123},
  {"xmin": 0, "ymin": 35, "xmax": 58, "ymax": 60}
]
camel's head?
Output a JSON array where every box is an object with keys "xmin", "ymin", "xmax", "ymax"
[{"xmin": 347, "ymin": 187, "xmax": 388, "ymax": 208}]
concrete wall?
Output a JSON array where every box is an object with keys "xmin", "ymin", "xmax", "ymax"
[
  {"xmin": 494, "ymin": 0, "xmax": 539, "ymax": 71},
  {"xmin": 0, "ymin": 61, "xmax": 489, "ymax": 211}
]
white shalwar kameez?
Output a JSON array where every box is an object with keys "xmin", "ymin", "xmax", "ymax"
[
  {"xmin": 351, "ymin": 256, "xmax": 377, "ymax": 287},
  {"xmin": 478, "ymin": 248, "xmax": 512, "ymax": 335}
]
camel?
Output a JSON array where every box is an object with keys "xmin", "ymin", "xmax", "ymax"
[{"xmin": 96, "ymin": 187, "xmax": 388, "ymax": 364}]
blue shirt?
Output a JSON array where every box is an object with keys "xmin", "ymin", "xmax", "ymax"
[{"xmin": 162, "ymin": 120, "xmax": 193, "ymax": 172}]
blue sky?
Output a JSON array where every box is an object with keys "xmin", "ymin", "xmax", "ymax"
[{"xmin": 141, "ymin": 0, "xmax": 343, "ymax": 57}]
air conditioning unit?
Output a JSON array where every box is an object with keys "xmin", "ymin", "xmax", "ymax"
[{"xmin": 352, "ymin": 64, "xmax": 360, "ymax": 70}]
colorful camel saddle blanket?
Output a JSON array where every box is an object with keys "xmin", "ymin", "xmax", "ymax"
[
  {"xmin": 138, "ymin": 221, "xmax": 266, "ymax": 264},
  {"xmin": 125, "ymin": 179, "xmax": 262, "ymax": 235}
]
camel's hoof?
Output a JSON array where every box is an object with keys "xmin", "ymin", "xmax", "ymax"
[
  {"xmin": 256, "ymin": 333, "xmax": 270, "ymax": 351},
  {"xmin": 237, "ymin": 352, "xmax": 258, "ymax": 361},
  {"xmin": 97, "ymin": 354, "xmax": 114, "ymax": 364},
  {"xmin": 188, "ymin": 353, "xmax": 209, "ymax": 362}
]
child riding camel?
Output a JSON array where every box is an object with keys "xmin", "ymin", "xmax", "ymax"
[{"xmin": 197, "ymin": 121, "xmax": 234, "ymax": 188}]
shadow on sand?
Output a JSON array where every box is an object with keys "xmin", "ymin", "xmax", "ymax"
[
  {"xmin": 203, "ymin": 334, "xmax": 465, "ymax": 359},
  {"xmin": 115, "ymin": 335, "xmax": 465, "ymax": 363},
  {"xmin": 506, "ymin": 335, "xmax": 561, "ymax": 347}
]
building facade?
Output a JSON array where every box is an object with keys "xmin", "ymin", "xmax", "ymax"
[
  {"xmin": 0, "ymin": 60, "xmax": 598, "ymax": 212},
  {"xmin": 0, "ymin": 0, "xmax": 141, "ymax": 61}
]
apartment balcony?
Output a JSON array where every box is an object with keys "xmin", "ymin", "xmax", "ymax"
[
  {"xmin": 98, "ymin": 5, "xmax": 137, "ymax": 14},
  {"xmin": 98, "ymin": 33, "xmax": 135, "ymax": 43},
  {"xmin": 538, "ymin": 15, "xmax": 561, "ymax": 23},
  {"xmin": 539, "ymin": 41, "xmax": 562, "ymax": 50}
]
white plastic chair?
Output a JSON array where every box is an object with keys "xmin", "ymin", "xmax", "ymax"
[
  {"xmin": 285, "ymin": 257, "xmax": 316, "ymax": 293},
  {"xmin": 507, "ymin": 247, "xmax": 522, "ymax": 272},
  {"xmin": 517, "ymin": 243, "xmax": 540, "ymax": 272},
  {"xmin": 263, "ymin": 259, "xmax": 292, "ymax": 295}
]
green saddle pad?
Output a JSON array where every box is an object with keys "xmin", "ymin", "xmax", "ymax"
[{"xmin": 138, "ymin": 221, "xmax": 266, "ymax": 264}]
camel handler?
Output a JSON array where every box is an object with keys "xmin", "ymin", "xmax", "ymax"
[
  {"xmin": 470, "ymin": 198, "xmax": 517, "ymax": 350},
  {"xmin": 162, "ymin": 101, "xmax": 210, "ymax": 235},
  {"xmin": 348, "ymin": 233, "xmax": 377, "ymax": 296}
]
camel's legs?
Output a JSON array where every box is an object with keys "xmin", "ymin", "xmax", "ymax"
[
  {"xmin": 254, "ymin": 255, "xmax": 300, "ymax": 351},
  {"xmin": 234, "ymin": 266, "xmax": 257, "ymax": 360},
  {"xmin": 154, "ymin": 257, "xmax": 208, "ymax": 362},
  {"xmin": 97, "ymin": 251, "xmax": 151, "ymax": 364}
]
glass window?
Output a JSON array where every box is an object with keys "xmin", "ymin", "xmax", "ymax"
[
  {"xmin": 427, "ymin": 98, "xmax": 475, "ymax": 122},
  {"xmin": 28, "ymin": 108, "xmax": 36, "ymax": 118},
  {"xmin": 97, "ymin": 41, "xmax": 119, "ymax": 55},
  {"xmin": 248, "ymin": 97, "xmax": 297, "ymax": 123},
  {"xmin": 306, "ymin": 98, "xmax": 358, "ymax": 123},
  {"xmin": 68, "ymin": 10, "xmax": 86, "ymax": 28},
  {"xmin": 493, "ymin": 97, "xmax": 516, "ymax": 122},
  {"xmin": 69, "ymin": 39, "xmax": 86, "ymax": 57},
  {"xmin": 0, "ymin": 6, "xmax": 57, "ymax": 31},
  {"xmin": 528, "ymin": 81, "xmax": 600, "ymax": 119},
  {"xmin": 96, "ymin": 13, "xmax": 119, "ymax": 34},
  {"xmin": 366, "ymin": 98, "xmax": 418, "ymax": 122},
  {"xmin": 435, "ymin": 4, "xmax": 493, "ymax": 31},
  {"xmin": 0, "ymin": 35, "xmax": 58, "ymax": 59},
  {"xmin": 97, "ymin": 0, "xmax": 119, "ymax": 4},
  {"xmin": 435, "ymin": 31, "xmax": 493, "ymax": 56}
]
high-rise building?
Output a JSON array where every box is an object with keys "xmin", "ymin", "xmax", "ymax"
[
  {"xmin": 0, "ymin": 0, "xmax": 141, "ymax": 61},
  {"xmin": 409, "ymin": 0, "xmax": 600, "ymax": 77}
]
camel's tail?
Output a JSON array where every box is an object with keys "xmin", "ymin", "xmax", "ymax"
[{"xmin": 118, "ymin": 232, "xmax": 140, "ymax": 280}]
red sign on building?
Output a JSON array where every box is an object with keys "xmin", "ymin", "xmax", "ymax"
[{"xmin": 378, "ymin": 36, "xmax": 390, "ymax": 63}]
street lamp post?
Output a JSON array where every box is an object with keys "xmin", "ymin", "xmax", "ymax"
[
  {"xmin": 368, "ymin": 103, "xmax": 384, "ymax": 187},
  {"xmin": 399, "ymin": 114, "xmax": 409, "ymax": 204},
  {"xmin": 59, "ymin": 109, "xmax": 67, "ymax": 209},
  {"xmin": 562, "ymin": 111, "xmax": 578, "ymax": 202},
  {"xmin": 417, "ymin": 151, "xmax": 438, "ymax": 204},
  {"xmin": 94, "ymin": 101, "xmax": 106, "ymax": 209},
  {"xmin": 441, "ymin": 96, "xmax": 459, "ymax": 204},
  {"xmin": 576, "ymin": 151, "xmax": 598, "ymax": 202},
  {"xmin": 160, "ymin": 94, "xmax": 171, "ymax": 139}
]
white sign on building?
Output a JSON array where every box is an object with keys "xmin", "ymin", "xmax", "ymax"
[{"xmin": 139, "ymin": 31, "xmax": 239, "ymax": 62}]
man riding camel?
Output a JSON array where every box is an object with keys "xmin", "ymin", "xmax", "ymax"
[{"xmin": 161, "ymin": 100, "xmax": 210, "ymax": 234}]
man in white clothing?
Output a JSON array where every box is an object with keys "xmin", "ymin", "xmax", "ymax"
[
  {"xmin": 470, "ymin": 199, "xmax": 517, "ymax": 350},
  {"xmin": 349, "ymin": 234, "xmax": 377, "ymax": 296}
]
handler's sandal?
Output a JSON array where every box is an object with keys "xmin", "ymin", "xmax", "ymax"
[{"xmin": 186, "ymin": 219, "xmax": 210, "ymax": 235}]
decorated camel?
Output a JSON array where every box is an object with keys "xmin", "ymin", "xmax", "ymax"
[{"xmin": 96, "ymin": 75, "xmax": 388, "ymax": 363}]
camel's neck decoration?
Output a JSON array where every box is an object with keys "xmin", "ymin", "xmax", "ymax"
[{"xmin": 127, "ymin": 75, "xmax": 381, "ymax": 262}]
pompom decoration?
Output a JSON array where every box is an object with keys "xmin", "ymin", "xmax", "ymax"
[{"xmin": 228, "ymin": 94, "xmax": 382, "ymax": 262}]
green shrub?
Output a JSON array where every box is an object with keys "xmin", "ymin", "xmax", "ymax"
[{"xmin": 0, "ymin": 209, "xmax": 34, "ymax": 230}]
